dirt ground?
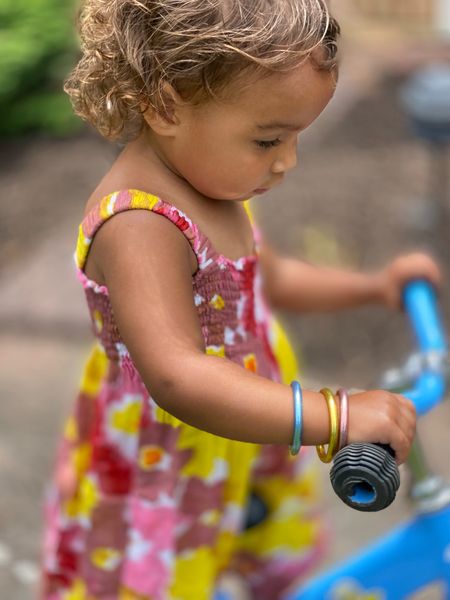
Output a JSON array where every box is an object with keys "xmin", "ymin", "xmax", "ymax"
[{"xmin": 1, "ymin": 30, "xmax": 450, "ymax": 600}]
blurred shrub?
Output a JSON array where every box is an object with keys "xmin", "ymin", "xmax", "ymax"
[{"xmin": 0, "ymin": 0, "xmax": 80, "ymax": 135}]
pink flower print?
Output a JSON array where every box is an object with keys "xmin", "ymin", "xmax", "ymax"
[
  {"xmin": 121, "ymin": 497, "xmax": 176, "ymax": 597},
  {"xmin": 126, "ymin": 529, "xmax": 153, "ymax": 562}
]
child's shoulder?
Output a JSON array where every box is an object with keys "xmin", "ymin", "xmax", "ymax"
[{"xmin": 79, "ymin": 187, "xmax": 200, "ymax": 285}]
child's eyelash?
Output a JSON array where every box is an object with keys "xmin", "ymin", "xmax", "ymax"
[{"xmin": 255, "ymin": 139, "xmax": 281, "ymax": 149}]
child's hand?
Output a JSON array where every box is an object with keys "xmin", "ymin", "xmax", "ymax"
[
  {"xmin": 375, "ymin": 252, "xmax": 441, "ymax": 310},
  {"xmin": 348, "ymin": 390, "xmax": 416, "ymax": 464}
]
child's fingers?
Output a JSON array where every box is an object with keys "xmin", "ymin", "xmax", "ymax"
[
  {"xmin": 394, "ymin": 252, "xmax": 442, "ymax": 288},
  {"xmin": 348, "ymin": 390, "xmax": 416, "ymax": 465},
  {"xmin": 397, "ymin": 394, "xmax": 416, "ymax": 439},
  {"xmin": 392, "ymin": 393, "xmax": 416, "ymax": 464},
  {"xmin": 393, "ymin": 430, "xmax": 412, "ymax": 465}
]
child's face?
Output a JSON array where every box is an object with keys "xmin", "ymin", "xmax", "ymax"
[{"xmin": 163, "ymin": 58, "xmax": 336, "ymax": 201}]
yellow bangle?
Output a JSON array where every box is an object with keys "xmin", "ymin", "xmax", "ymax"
[{"xmin": 316, "ymin": 388, "xmax": 340, "ymax": 463}]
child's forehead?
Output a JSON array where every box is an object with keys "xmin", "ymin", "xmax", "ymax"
[{"xmin": 226, "ymin": 60, "xmax": 336, "ymax": 125}]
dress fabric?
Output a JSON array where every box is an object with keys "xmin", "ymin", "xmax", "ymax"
[{"xmin": 41, "ymin": 189, "xmax": 326, "ymax": 600}]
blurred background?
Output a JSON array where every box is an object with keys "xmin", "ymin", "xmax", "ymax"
[{"xmin": 1, "ymin": 1, "xmax": 450, "ymax": 598}]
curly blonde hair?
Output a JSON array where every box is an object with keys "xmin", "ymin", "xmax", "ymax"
[{"xmin": 65, "ymin": 0, "xmax": 340, "ymax": 142}]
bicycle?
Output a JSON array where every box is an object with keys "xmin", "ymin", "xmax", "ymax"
[{"xmin": 217, "ymin": 279, "xmax": 450, "ymax": 600}]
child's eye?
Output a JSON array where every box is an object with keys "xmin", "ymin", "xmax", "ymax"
[{"xmin": 255, "ymin": 138, "xmax": 281, "ymax": 149}]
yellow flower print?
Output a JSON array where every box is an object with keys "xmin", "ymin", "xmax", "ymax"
[
  {"xmin": 64, "ymin": 474, "xmax": 99, "ymax": 521},
  {"xmin": 209, "ymin": 294, "xmax": 225, "ymax": 310},
  {"xmin": 63, "ymin": 577, "xmax": 97, "ymax": 600},
  {"xmin": 90, "ymin": 547, "xmax": 122, "ymax": 571},
  {"xmin": 199, "ymin": 509, "xmax": 221, "ymax": 527},
  {"xmin": 79, "ymin": 344, "xmax": 108, "ymax": 397},
  {"xmin": 79, "ymin": 474, "xmax": 99, "ymax": 517},
  {"xmin": 100, "ymin": 193, "xmax": 118, "ymax": 219},
  {"xmin": 110, "ymin": 398, "xmax": 142, "ymax": 435},
  {"xmin": 206, "ymin": 345, "xmax": 225, "ymax": 358},
  {"xmin": 269, "ymin": 317, "xmax": 300, "ymax": 384},
  {"xmin": 170, "ymin": 547, "xmax": 216, "ymax": 600},
  {"xmin": 178, "ymin": 426, "xmax": 228, "ymax": 480},
  {"xmin": 243, "ymin": 200, "xmax": 254, "ymax": 224},
  {"xmin": 214, "ymin": 530, "xmax": 238, "ymax": 573},
  {"xmin": 119, "ymin": 586, "xmax": 153, "ymax": 600},
  {"xmin": 153, "ymin": 405, "xmax": 183, "ymax": 428},
  {"xmin": 130, "ymin": 190, "xmax": 159, "ymax": 210},
  {"xmin": 138, "ymin": 445, "xmax": 171, "ymax": 471},
  {"xmin": 93, "ymin": 310, "xmax": 103, "ymax": 334},
  {"xmin": 64, "ymin": 416, "xmax": 78, "ymax": 443},
  {"xmin": 75, "ymin": 225, "xmax": 91, "ymax": 269},
  {"xmin": 237, "ymin": 513, "xmax": 319, "ymax": 558},
  {"xmin": 178, "ymin": 427, "xmax": 258, "ymax": 484},
  {"xmin": 70, "ymin": 442, "xmax": 92, "ymax": 478},
  {"xmin": 254, "ymin": 467, "xmax": 321, "ymax": 516},
  {"xmin": 243, "ymin": 353, "xmax": 258, "ymax": 373}
]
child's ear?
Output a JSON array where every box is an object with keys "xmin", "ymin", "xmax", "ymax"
[{"xmin": 142, "ymin": 82, "xmax": 184, "ymax": 136}]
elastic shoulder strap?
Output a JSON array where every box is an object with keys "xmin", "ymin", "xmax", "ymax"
[{"xmin": 75, "ymin": 189, "xmax": 210, "ymax": 271}]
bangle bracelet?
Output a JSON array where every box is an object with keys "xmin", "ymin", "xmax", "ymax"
[
  {"xmin": 289, "ymin": 381, "xmax": 303, "ymax": 455},
  {"xmin": 316, "ymin": 388, "xmax": 340, "ymax": 463},
  {"xmin": 337, "ymin": 388, "xmax": 349, "ymax": 451}
]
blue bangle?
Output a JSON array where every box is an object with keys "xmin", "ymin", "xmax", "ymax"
[{"xmin": 289, "ymin": 380, "xmax": 303, "ymax": 455}]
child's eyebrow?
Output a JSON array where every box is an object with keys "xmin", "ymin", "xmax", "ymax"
[{"xmin": 256, "ymin": 121, "xmax": 302, "ymax": 131}]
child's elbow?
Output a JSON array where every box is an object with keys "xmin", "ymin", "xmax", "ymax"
[{"xmin": 140, "ymin": 350, "xmax": 205, "ymax": 414}]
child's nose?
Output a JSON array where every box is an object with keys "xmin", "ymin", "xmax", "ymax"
[{"xmin": 271, "ymin": 140, "xmax": 298, "ymax": 174}]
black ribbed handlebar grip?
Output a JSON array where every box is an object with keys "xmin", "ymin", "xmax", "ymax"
[{"xmin": 329, "ymin": 443, "xmax": 400, "ymax": 511}]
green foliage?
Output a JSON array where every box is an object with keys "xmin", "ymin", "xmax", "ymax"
[{"xmin": 0, "ymin": 0, "xmax": 81, "ymax": 135}]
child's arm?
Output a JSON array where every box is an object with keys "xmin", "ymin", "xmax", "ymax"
[
  {"xmin": 260, "ymin": 244, "xmax": 441, "ymax": 313},
  {"xmin": 93, "ymin": 210, "xmax": 415, "ymax": 463}
]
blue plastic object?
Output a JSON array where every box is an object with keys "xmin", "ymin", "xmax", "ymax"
[
  {"xmin": 402, "ymin": 280, "xmax": 447, "ymax": 415},
  {"xmin": 403, "ymin": 280, "xmax": 447, "ymax": 354},
  {"xmin": 213, "ymin": 591, "xmax": 230, "ymax": 600},
  {"xmin": 287, "ymin": 506, "xmax": 450, "ymax": 600}
]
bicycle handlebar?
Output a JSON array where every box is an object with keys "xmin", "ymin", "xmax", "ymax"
[
  {"xmin": 404, "ymin": 280, "xmax": 447, "ymax": 354},
  {"xmin": 402, "ymin": 281, "xmax": 447, "ymax": 415},
  {"xmin": 330, "ymin": 280, "xmax": 447, "ymax": 511}
]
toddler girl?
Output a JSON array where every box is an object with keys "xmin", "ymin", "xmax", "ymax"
[{"xmin": 41, "ymin": 1, "xmax": 439, "ymax": 599}]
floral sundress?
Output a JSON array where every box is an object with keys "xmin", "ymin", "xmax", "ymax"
[{"xmin": 41, "ymin": 189, "xmax": 326, "ymax": 600}]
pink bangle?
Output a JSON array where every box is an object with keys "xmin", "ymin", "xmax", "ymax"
[{"xmin": 337, "ymin": 388, "xmax": 349, "ymax": 451}]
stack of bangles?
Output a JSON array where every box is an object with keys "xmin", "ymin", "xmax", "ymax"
[{"xmin": 289, "ymin": 382, "xmax": 349, "ymax": 462}]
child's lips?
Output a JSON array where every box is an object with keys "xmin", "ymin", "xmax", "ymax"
[{"xmin": 253, "ymin": 188, "xmax": 269, "ymax": 194}]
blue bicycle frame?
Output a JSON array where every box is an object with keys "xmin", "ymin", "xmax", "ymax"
[
  {"xmin": 215, "ymin": 281, "xmax": 450, "ymax": 600},
  {"xmin": 287, "ymin": 281, "xmax": 450, "ymax": 600}
]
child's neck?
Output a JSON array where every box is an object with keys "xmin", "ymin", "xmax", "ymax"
[
  {"xmin": 119, "ymin": 132, "xmax": 241, "ymax": 215},
  {"xmin": 120, "ymin": 131, "xmax": 199, "ymax": 204}
]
